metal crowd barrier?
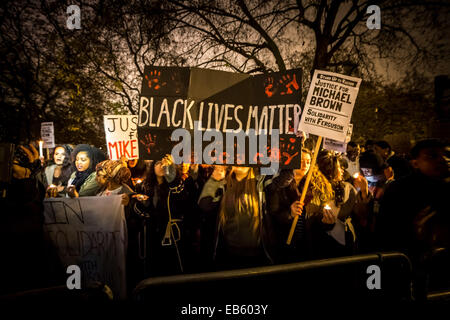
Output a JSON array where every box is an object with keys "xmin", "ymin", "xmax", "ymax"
[{"xmin": 133, "ymin": 252, "xmax": 414, "ymax": 305}]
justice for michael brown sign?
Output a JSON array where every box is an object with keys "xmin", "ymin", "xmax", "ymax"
[
  {"xmin": 299, "ymin": 70, "xmax": 361, "ymax": 142},
  {"xmin": 104, "ymin": 115, "xmax": 139, "ymax": 160},
  {"xmin": 137, "ymin": 66, "xmax": 304, "ymax": 169}
]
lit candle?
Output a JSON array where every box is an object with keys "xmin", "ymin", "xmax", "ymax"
[
  {"xmin": 136, "ymin": 179, "xmax": 142, "ymax": 184},
  {"xmin": 39, "ymin": 141, "xmax": 44, "ymax": 158},
  {"xmin": 324, "ymin": 204, "xmax": 331, "ymax": 210},
  {"xmin": 353, "ymin": 173, "xmax": 359, "ymax": 179},
  {"xmin": 49, "ymin": 184, "xmax": 56, "ymax": 188}
]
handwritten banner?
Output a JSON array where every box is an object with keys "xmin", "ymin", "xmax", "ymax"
[
  {"xmin": 299, "ymin": 70, "xmax": 361, "ymax": 142},
  {"xmin": 138, "ymin": 66, "xmax": 304, "ymax": 169},
  {"xmin": 104, "ymin": 115, "xmax": 139, "ymax": 160},
  {"xmin": 43, "ymin": 196, "xmax": 127, "ymax": 299}
]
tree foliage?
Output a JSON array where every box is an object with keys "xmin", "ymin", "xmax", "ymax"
[{"xmin": 0, "ymin": 0, "xmax": 448, "ymax": 146}]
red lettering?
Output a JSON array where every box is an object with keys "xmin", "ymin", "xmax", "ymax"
[
  {"xmin": 108, "ymin": 142, "xmax": 119, "ymax": 160},
  {"xmin": 118, "ymin": 141, "xmax": 123, "ymax": 159},
  {"xmin": 122, "ymin": 140, "xmax": 131, "ymax": 158},
  {"xmin": 130, "ymin": 140, "xmax": 137, "ymax": 158}
]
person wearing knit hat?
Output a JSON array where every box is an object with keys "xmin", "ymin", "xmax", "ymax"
[{"xmin": 96, "ymin": 159, "xmax": 134, "ymax": 199}]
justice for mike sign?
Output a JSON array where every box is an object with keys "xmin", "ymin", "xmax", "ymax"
[{"xmin": 299, "ymin": 70, "xmax": 361, "ymax": 142}]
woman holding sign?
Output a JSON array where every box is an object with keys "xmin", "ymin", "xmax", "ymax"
[{"xmin": 265, "ymin": 148, "xmax": 313, "ymax": 263}]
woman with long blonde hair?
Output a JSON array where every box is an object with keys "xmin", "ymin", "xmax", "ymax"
[
  {"xmin": 267, "ymin": 148, "xmax": 335, "ymax": 262},
  {"xmin": 198, "ymin": 165, "xmax": 275, "ymax": 270}
]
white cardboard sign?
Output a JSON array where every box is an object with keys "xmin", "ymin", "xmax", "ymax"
[{"xmin": 299, "ymin": 70, "xmax": 361, "ymax": 141}]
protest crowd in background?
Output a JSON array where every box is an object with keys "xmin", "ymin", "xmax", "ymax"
[{"xmin": 1, "ymin": 135, "xmax": 448, "ymax": 302}]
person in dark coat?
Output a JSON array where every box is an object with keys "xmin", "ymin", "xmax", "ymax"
[
  {"xmin": 132, "ymin": 155, "xmax": 197, "ymax": 276},
  {"xmin": 376, "ymin": 139, "xmax": 449, "ymax": 300}
]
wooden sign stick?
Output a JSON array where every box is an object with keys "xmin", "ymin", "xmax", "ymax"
[{"xmin": 286, "ymin": 135, "xmax": 322, "ymax": 245}]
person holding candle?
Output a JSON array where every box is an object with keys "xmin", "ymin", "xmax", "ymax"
[
  {"xmin": 64, "ymin": 144, "xmax": 106, "ymax": 198},
  {"xmin": 42, "ymin": 145, "xmax": 74, "ymax": 197},
  {"xmin": 266, "ymin": 149, "xmax": 337, "ymax": 261},
  {"xmin": 314, "ymin": 150, "xmax": 370, "ymax": 258}
]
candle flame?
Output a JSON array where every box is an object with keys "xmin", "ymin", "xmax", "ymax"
[
  {"xmin": 49, "ymin": 184, "xmax": 56, "ymax": 188},
  {"xmin": 136, "ymin": 179, "xmax": 142, "ymax": 184},
  {"xmin": 324, "ymin": 204, "xmax": 331, "ymax": 210},
  {"xmin": 353, "ymin": 173, "xmax": 359, "ymax": 179}
]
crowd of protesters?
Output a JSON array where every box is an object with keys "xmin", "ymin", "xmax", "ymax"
[{"xmin": 1, "ymin": 136, "xmax": 449, "ymax": 300}]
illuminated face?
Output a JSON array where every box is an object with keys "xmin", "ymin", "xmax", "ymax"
[
  {"xmin": 233, "ymin": 166, "xmax": 250, "ymax": 177},
  {"xmin": 54, "ymin": 147, "xmax": 66, "ymax": 165},
  {"xmin": 361, "ymin": 167, "xmax": 385, "ymax": 186},
  {"xmin": 154, "ymin": 160, "xmax": 165, "ymax": 177},
  {"xmin": 96, "ymin": 170, "xmax": 107, "ymax": 186},
  {"xmin": 299, "ymin": 152, "xmax": 311, "ymax": 176},
  {"xmin": 294, "ymin": 152, "xmax": 311, "ymax": 178},
  {"xmin": 75, "ymin": 151, "xmax": 90, "ymax": 172},
  {"xmin": 181, "ymin": 163, "xmax": 190, "ymax": 174}
]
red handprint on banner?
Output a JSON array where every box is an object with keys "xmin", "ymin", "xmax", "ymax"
[
  {"xmin": 282, "ymin": 151, "xmax": 299, "ymax": 165},
  {"xmin": 279, "ymin": 136, "xmax": 300, "ymax": 165},
  {"xmin": 140, "ymin": 133, "xmax": 157, "ymax": 155},
  {"xmin": 264, "ymin": 77, "xmax": 276, "ymax": 97},
  {"xmin": 145, "ymin": 70, "xmax": 167, "ymax": 90},
  {"xmin": 279, "ymin": 74, "xmax": 300, "ymax": 95}
]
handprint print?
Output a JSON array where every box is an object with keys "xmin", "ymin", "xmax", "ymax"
[
  {"xmin": 145, "ymin": 70, "xmax": 167, "ymax": 90},
  {"xmin": 279, "ymin": 74, "xmax": 300, "ymax": 95},
  {"xmin": 140, "ymin": 133, "xmax": 157, "ymax": 155},
  {"xmin": 280, "ymin": 136, "xmax": 300, "ymax": 165},
  {"xmin": 264, "ymin": 76, "xmax": 276, "ymax": 97}
]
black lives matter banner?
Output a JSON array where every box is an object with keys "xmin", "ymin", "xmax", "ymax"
[
  {"xmin": 137, "ymin": 66, "xmax": 304, "ymax": 169},
  {"xmin": 299, "ymin": 70, "xmax": 361, "ymax": 142}
]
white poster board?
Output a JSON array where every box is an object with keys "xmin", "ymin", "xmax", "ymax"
[
  {"xmin": 323, "ymin": 124, "xmax": 353, "ymax": 153},
  {"xmin": 299, "ymin": 71, "xmax": 361, "ymax": 141},
  {"xmin": 43, "ymin": 196, "xmax": 127, "ymax": 299},
  {"xmin": 104, "ymin": 115, "xmax": 139, "ymax": 160},
  {"xmin": 41, "ymin": 122, "xmax": 55, "ymax": 148}
]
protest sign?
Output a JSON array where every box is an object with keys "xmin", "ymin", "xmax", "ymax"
[
  {"xmin": 323, "ymin": 138, "xmax": 347, "ymax": 153},
  {"xmin": 43, "ymin": 196, "xmax": 127, "ymax": 299},
  {"xmin": 299, "ymin": 70, "xmax": 361, "ymax": 142},
  {"xmin": 138, "ymin": 66, "xmax": 304, "ymax": 169},
  {"xmin": 40, "ymin": 122, "xmax": 55, "ymax": 148},
  {"xmin": 323, "ymin": 123, "xmax": 353, "ymax": 153},
  {"xmin": 104, "ymin": 115, "xmax": 139, "ymax": 160}
]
